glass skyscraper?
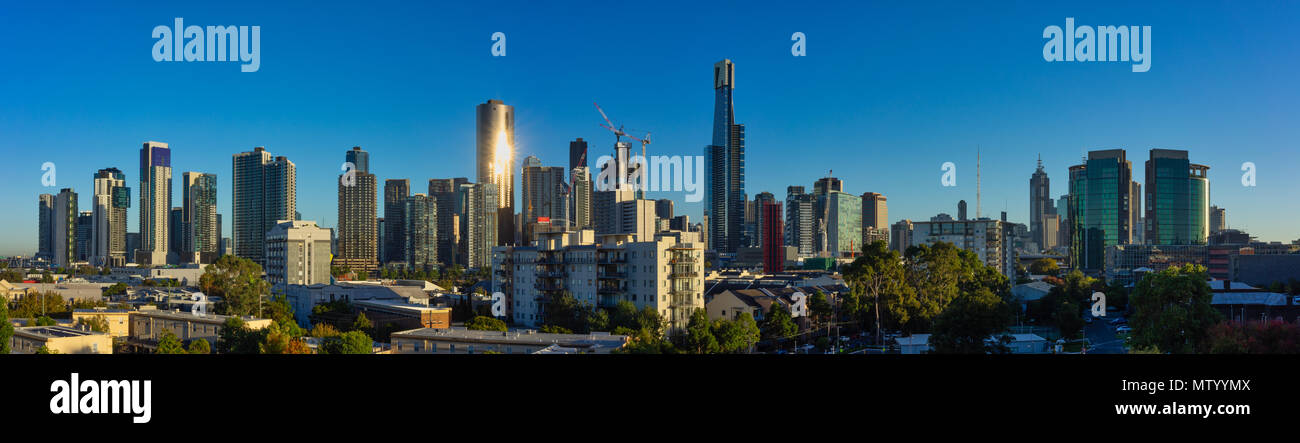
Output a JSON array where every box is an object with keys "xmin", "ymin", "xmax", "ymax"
[
  {"xmin": 1144, "ymin": 149, "xmax": 1210, "ymax": 245},
  {"xmin": 705, "ymin": 59, "xmax": 745, "ymax": 254},
  {"xmin": 1069, "ymin": 149, "xmax": 1137, "ymax": 271}
]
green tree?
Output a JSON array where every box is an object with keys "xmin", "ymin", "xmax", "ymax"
[
  {"xmin": 683, "ymin": 308, "xmax": 718, "ymax": 354},
  {"xmin": 0, "ymin": 297, "xmax": 13, "ymax": 354},
  {"xmin": 310, "ymin": 322, "xmax": 341, "ymax": 338},
  {"xmin": 712, "ymin": 313, "xmax": 760, "ymax": 353},
  {"xmin": 929, "ymin": 287, "xmax": 1015, "ymax": 354},
  {"xmin": 761, "ymin": 303, "xmax": 798, "ymax": 342},
  {"xmin": 466, "ymin": 315, "xmax": 507, "ymax": 332},
  {"xmin": 352, "ymin": 312, "xmax": 373, "ymax": 333},
  {"xmin": 1129, "ymin": 264, "xmax": 1220, "ymax": 354},
  {"xmin": 539, "ymin": 324, "xmax": 572, "ymax": 334},
  {"xmin": 156, "ymin": 329, "xmax": 187, "ymax": 354},
  {"xmin": 1028, "ymin": 258, "xmax": 1060, "ymax": 276},
  {"xmin": 75, "ymin": 314, "xmax": 110, "ymax": 333},
  {"xmin": 217, "ymin": 317, "xmax": 262, "ymax": 354},
  {"xmin": 35, "ymin": 345, "xmax": 56, "ymax": 354},
  {"xmin": 187, "ymin": 338, "xmax": 211, "ymax": 354},
  {"xmin": 102, "ymin": 282, "xmax": 128, "ymax": 297},
  {"xmin": 320, "ymin": 330, "xmax": 372, "ymax": 354},
  {"xmin": 842, "ymin": 241, "xmax": 910, "ymax": 342},
  {"xmin": 200, "ymin": 255, "xmax": 271, "ymax": 317}
]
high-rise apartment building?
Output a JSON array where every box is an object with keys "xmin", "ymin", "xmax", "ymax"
[
  {"xmin": 911, "ymin": 219, "xmax": 1007, "ymax": 275},
  {"xmin": 404, "ymin": 193, "xmax": 437, "ymax": 270},
  {"xmin": 826, "ymin": 191, "xmax": 862, "ymax": 257},
  {"xmin": 476, "ymin": 99, "xmax": 516, "ymax": 246},
  {"xmin": 265, "ymin": 220, "xmax": 332, "ymax": 292},
  {"xmin": 182, "ymin": 172, "xmax": 219, "ymax": 264},
  {"xmin": 53, "ymin": 188, "xmax": 78, "ymax": 268},
  {"xmin": 459, "ymin": 182, "xmax": 499, "ymax": 269},
  {"xmin": 91, "ymin": 168, "xmax": 129, "ymax": 267},
  {"xmin": 429, "ymin": 177, "xmax": 469, "ymax": 267},
  {"xmin": 785, "ymin": 186, "xmax": 814, "ymax": 257},
  {"xmin": 890, "ymin": 219, "xmax": 913, "ymax": 254},
  {"xmin": 761, "ymin": 200, "xmax": 783, "ymax": 273},
  {"xmin": 1069, "ymin": 149, "xmax": 1137, "ymax": 271},
  {"xmin": 705, "ymin": 59, "xmax": 745, "ymax": 254},
  {"xmin": 569, "ymin": 138, "xmax": 588, "ymax": 175},
  {"xmin": 336, "ymin": 147, "xmax": 378, "ymax": 274},
  {"xmin": 75, "ymin": 211, "xmax": 92, "ymax": 262},
  {"xmin": 521, "ymin": 156, "xmax": 569, "ymax": 244},
  {"xmin": 138, "ymin": 141, "xmax": 172, "ymax": 266},
  {"xmin": 232, "ymin": 147, "xmax": 297, "ymax": 267},
  {"xmin": 37, "ymin": 194, "xmax": 55, "ymax": 261},
  {"xmin": 1209, "ymin": 205, "xmax": 1226, "ymax": 234},
  {"xmin": 383, "ymin": 179, "xmax": 410, "ymax": 266},
  {"xmin": 1144, "ymin": 149, "xmax": 1210, "ymax": 245},
  {"xmin": 571, "ymin": 167, "xmax": 593, "ymax": 231}
]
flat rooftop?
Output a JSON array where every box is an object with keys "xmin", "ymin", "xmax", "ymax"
[
  {"xmin": 15, "ymin": 325, "xmax": 104, "ymax": 339},
  {"xmin": 392, "ymin": 327, "xmax": 628, "ymax": 349}
]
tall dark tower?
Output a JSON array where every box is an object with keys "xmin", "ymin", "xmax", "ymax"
[
  {"xmin": 705, "ymin": 59, "xmax": 745, "ymax": 253},
  {"xmin": 1030, "ymin": 154, "xmax": 1051, "ymax": 251}
]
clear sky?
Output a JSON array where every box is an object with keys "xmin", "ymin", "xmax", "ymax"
[{"xmin": 2, "ymin": 0, "xmax": 1297, "ymax": 256}]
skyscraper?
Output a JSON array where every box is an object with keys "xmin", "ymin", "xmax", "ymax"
[
  {"xmin": 232, "ymin": 147, "xmax": 297, "ymax": 267},
  {"xmin": 404, "ymin": 193, "xmax": 437, "ymax": 270},
  {"xmin": 1069, "ymin": 149, "xmax": 1137, "ymax": 271},
  {"xmin": 571, "ymin": 167, "xmax": 593, "ymax": 230},
  {"xmin": 1210, "ymin": 205, "xmax": 1226, "ymax": 234},
  {"xmin": 705, "ymin": 59, "xmax": 745, "ymax": 253},
  {"xmin": 761, "ymin": 200, "xmax": 783, "ymax": 273},
  {"xmin": 826, "ymin": 191, "xmax": 861, "ymax": 257},
  {"xmin": 138, "ymin": 141, "xmax": 172, "ymax": 266},
  {"xmin": 37, "ymin": 194, "xmax": 54, "ymax": 260},
  {"xmin": 91, "ymin": 168, "xmax": 129, "ymax": 267},
  {"xmin": 169, "ymin": 207, "xmax": 184, "ymax": 258},
  {"xmin": 569, "ymin": 137, "xmax": 588, "ymax": 175},
  {"xmin": 53, "ymin": 188, "xmax": 78, "ymax": 268},
  {"xmin": 476, "ymin": 99, "xmax": 515, "ymax": 246},
  {"xmin": 1029, "ymin": 155, "xmax": 1051, "ymax": 251},
  {"xmin": 1144, "ymin": 149, "xmax": 1210, "ymax": 245},
  {"xmin": 336, "ymin": 147, "xmax": 378, "ymax": 274},
  {"xmin": 958, "ymin": 200, "xmax": 968, "ymax": 221},
  {"xmin": 520, "ymin": 156, "xmax": 568, "ymax": 243},
  {"xmin": 429, "ymin": 177, "xmax": 469, "ymax": 267},
  {"xmin": 76, "ymin": 211, "xmax": 92, "ymax": 262},
  {"xmin": 753, "ymin": 192, "xmax": 776, "ymax": 251},
  {"xmin": 459, "ymin": 182, "xmax": 499, "ymax": 269},
  {"xmin": 785, "ymin": 186, "xmax": 814, "ymax": 257},
  {"xmin": 655, "ymin": 199, "xmax": 674, "ymax": 221},
  {"xmin": 182, "ymin": 172, "xmax": 218, "ymax": 264},
  {"xmin": 861, "ymin": 192, "xmax": 888, "ymax": 248},
  {"xmin": 383, "ymin": 179, "xmax": 410, "ymax": 265}
]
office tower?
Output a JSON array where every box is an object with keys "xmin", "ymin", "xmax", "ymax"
[
  {"xmin": 182, "ymin": 172, "xmax": 218, "ymax": 264},
  {"xmin": 217, "ymin": 214, "xmax": 224, "ymax": 256},
  {"xmin": 383, "ymin": 179, "xmax": 410, "ymax": 266},
  {"xmin": 91, "ymin": 168, "xmax": 129, "ymax": 267},
  {"xmin": 476, "ymin": 99, "xmax": 516, "ymax": 246},
  {"xmin": 1210, "ymin": 206, "xmax": 1226, "ymax": 234},
  {"xmin": 1030, "ymin": 155, "xmax": 1051, "ymax": 251},
  {"xmin": 594, "ymin": 188, "xmax": 635, "ymax": 237},
  {"xmin": 785, "ymin": 186, "xmax": 815, "ymax": 256},
  {"xmin": 826, "ymin": 191, "xmax": 862, "ymax": 257},
  {"xmin": 429, "ymin": 177, "xmax": 469, "ymax": 266},
  {"xmin": 1145, "ymin": 149, "xmax": 1210, "ymax": 245},
  {"xmin": 37, "ymin": 194, "xmax": 55, "ymax": 260},
  {"xmin": 655, "ymin": 199, "xmax": 674, "ymax": 220},
  {"xmin": 571, "ymin": 167, "xmax": 593, "ymax": 230},
  {"xmin": 957, "ymin": 200, "xmax": 968, "ymax": 221},
  {"xmin": 336, "ymin": 147, "xmax": 378, "ymax": 274},
  {"xmin": 459, "ymin": 182, "xmax": 499, "ymax": 269},
  {"xmin": 669, "ymin": 215, "xmax": 691, "ymax": 231},
  {"xmin": 569, "ymin": 138, "xmax": 588, "ymax": 175},
  {"xmin": 752, "ymin": 192, "xmax": 776, "ymax": 250},
  {"xmin": 813, "ymin": 177, "xmax": 843, "ymax": 196},
  {"xmin": 761, "ymin": 200, "xmax": 783, "ymax": 273},
  {"xmin": 861, "ymin": 192, "xmax": 888, "ymax": 248},
  {"xmin": 1041, "ymin": 214, "xmax": 1061, "ymax": 250},
  {"xmin": 493, "ymin": 230, "xmax": 704, "ymax": 332},
  {"xmin": 890, "ymin": 219, "xmax": 913, "ymax": 254},
  {"xmin": 125, "ymin": 232, "xmax": 140, "ymax": 263},
  {"xmin": 520, "ymin": 156, "xmax": 568, "ymax": 244},
  {"xmin": 404, "ymin": 194, "xmax": 437, "ymax": 270},
  {"xmin": 76, "ymin": 211, "xmax": 92, "ymax": 262},
  {"xmin": 705, "ymin": 59, "xmax": 745, "ymax": 254},
  {"xmin": 138, "ymin": 141, "xmax": 172, "ymax": 266},
  {"xmin": 232, "ymin": 147, "xmax": 297, "ymax": 267},
  {"xmin": 265, "ymin": 220, "xmax": 332, "ymax": 291},
  {"xmin": 1069, "ymin": 149, "xmax": 1136, "ymax": 271},
  {"xmin": 169, "ymin": 207, "xmax": 184, "ymax": 258},
  {"xmin": 53, "ymin": 188, "xmax": 78, "ymax": 268}
]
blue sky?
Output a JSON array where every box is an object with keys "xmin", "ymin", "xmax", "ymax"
[{"xmin": 2, "ymin": 0, "xmax": 1297, "ymax": 256}]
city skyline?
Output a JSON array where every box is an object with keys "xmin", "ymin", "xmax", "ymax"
[{"xmin": 3, "ymin": 1, "xmax": 1299, "ymax": 256}]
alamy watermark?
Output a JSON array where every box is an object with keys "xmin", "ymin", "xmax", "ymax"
[
  {"xmin": 593, "ymin": 151, "xmax": 705, "ymax": 202},
  {"xmin": 152, "ymin": 18, "xmax": 260, "ymax": 72},
  {"xmin": 1043, "ymin": 18, "xmax": 1151, "ymax": 72}
]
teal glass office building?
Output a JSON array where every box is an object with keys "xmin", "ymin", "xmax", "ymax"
[{"xmin": 1144, "ymin": 149, "xmax": 1210, "ymax": 245}]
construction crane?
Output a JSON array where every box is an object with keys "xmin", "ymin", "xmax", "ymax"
[{"xmin": 593, "ymin": 102, "xmax": 651, "ymax": 195}]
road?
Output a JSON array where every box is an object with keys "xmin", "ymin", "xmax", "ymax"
[{"xmin": 1083, "ymin": 313, "xmax": 1127, "ymax": 354}]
